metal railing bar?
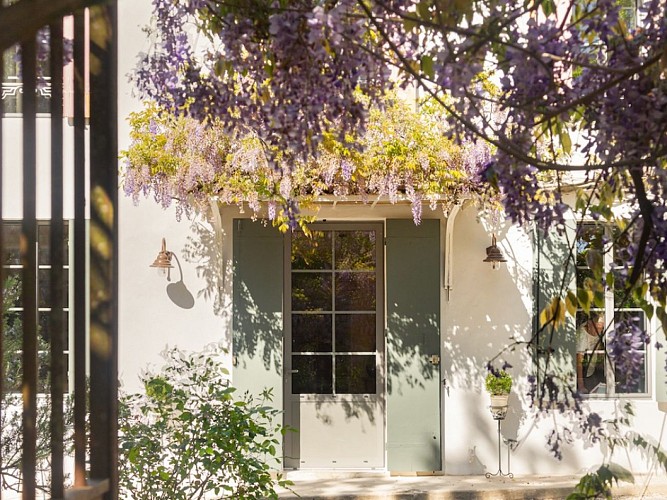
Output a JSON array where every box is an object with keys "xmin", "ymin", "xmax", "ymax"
[
  {"xmin": 20, "ymin": 34, "xmax": 38, "ymax": 500},
  {"xmin": 0, "ymin": 39, "xmax": 4, "ymax": 500},
  {"xmin": 72, "ymin": 9, "xmax": 87, "ymax": 488},
  {"xmin": 50, "ymin": 17, "xmax": 66, "ymax": 499},
  {"xmin": 88, "ymin": 4, "xmax": 119, "ymax": 497}
]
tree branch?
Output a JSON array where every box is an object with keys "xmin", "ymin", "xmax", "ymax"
[{"xmin": 628, "ymin": 168, "xmax": 654, "ymax": 288}]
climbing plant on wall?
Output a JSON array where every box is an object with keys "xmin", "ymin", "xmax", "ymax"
[{"xmin": 121, "ymin": 96, "xmax": 496, "ymax": 229}]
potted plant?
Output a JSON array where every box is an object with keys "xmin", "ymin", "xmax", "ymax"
[{"xmin": 485, "ymin": 370, "xmax": 512, "ymax": 410}]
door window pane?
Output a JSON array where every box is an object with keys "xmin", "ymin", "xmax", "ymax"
[
  {"xmin": 292, "ymin": 273, "xmax": 331, "ymax": 311},
  {"xmin": 335, "ymin": 355, "xmax": 376, "ymax": 394},
  {"xmin": 2, "ymin": 223, "xmax": 21, "ymax": 265},
  {"xmin": 335, "ymin": 231, "xmax": 375, "ymax": 270},
  {"xmin": 335, "ymin": 314, "xmax": 375, "ymax": 352},
  {"xmin": 4, "ymin": 269, "xmax": 22, "ymax": 307},
  {"xmin": 573, "ymin": 222, "xmax": 649, "ymax": 396},
  {"xmin": 576, "ymin": 224, "xmax": 604, "ymax": 267},
  {"xmin": 292, "ymin": 355, "xmax": 332, "ymax": 394},
  {"xmin": 335, "ymin": 272, "xmax": 375, "ymax": 311},
  {"xmin": 292, "ymin": 314, "xmax": 332, "ymax": 352},
  {"xmin": 38, "ymin": 310, "xmax": 70, "ymax": 349},
  {"xmin": 292, "ymin": 231, "xmax": 332, "ymax": 270},
  {"xmin": 613, "ymin": 311, "xmax": 647, "ymax": 393},
  {"xmin": 38, "ymin": 223, "xmax": 69, "ymax": 265},
  {"xmin": 576, "ymin": 311, "xmax": 606, "ymax": 394},
  {"xmin": 38, "ymin": 269, "xmax": 69, "ymax": 308}
]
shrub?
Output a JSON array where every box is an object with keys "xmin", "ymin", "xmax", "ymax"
[
  {"xmin": 1, "ymin": 275, "xmax": 74, "ymax": 495},
  {"xmin": 118, "ymin": 344, "xmax": 290, "ymax": 499},
  {"xmin": 485, "ymin": 370, "xmax": 512, "ymax": 395}
]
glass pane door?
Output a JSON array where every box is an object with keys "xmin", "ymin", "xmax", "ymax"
[
  {"xmin": 285, "ymin": 223, "xmax": 385, "ymax": 469},
  {"xmin": 290, "ymin": 229, "xmax": 378, "ymax": 396}
]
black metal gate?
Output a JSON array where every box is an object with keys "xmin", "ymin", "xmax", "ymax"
[{"xmin": 1, "ymin": 1, "xmax": 118, "ymax": 498}]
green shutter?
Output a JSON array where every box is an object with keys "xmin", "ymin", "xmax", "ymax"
[
  {"xmin": 386, "ymin": 219, "xmax": 441, "ymax": 472},
  {"xmin": 657, "ymin": 324, "xmax": 667, "ymax": 408},
  {"xmin": 232, "ymin": 219, "xmax": 283, "ymax": 460},
  {"xmin": 533, "ymin": 224, "xmax": 576, "ymax": 388}
]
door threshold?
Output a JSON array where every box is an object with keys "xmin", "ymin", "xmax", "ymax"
[{"xmin": 283, "ymin": 469, "xmax": 389, "ymax": 480}]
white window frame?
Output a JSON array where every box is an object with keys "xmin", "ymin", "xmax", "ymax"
[
  {"xmin": 2, "ymin": 220, "xmax": 72, "ymax": 393},
  {"xmin": 575, "ymin": 221, "xmax": 650, "ymax": 398}
]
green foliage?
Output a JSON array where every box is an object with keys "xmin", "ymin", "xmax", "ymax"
[
  {"xmin": 1, "ymin": 392, "xmax": 73, "ymax": 494},
  {"xmin": 121, "ymin": 96, "xmax": 493, "ymax": 228},
  {"xmin": 567, "ymin": 463, "xmax": 634, "ymax": 499},
  {"xmin": 2, "ymin": 274, "xmax": 22, "ymax": 390},
  {"xmin": 566, "ymin": 403, "xmax": 667, "ymax": 499},
  {"xmin": 1, "ymin": 275, "xmax": 73, "ymax": 493},
  {"xmin": 118, "ymin": 345, "xmax": 291, "ymax": 499},
  {"xmin": 484, "ymin": 370, "xmax": 512, "ymax": 395}
]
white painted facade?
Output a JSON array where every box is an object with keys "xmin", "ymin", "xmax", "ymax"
[{"xmin": 2, "ymin": 0, "xmax": 667, "ymax": 480}]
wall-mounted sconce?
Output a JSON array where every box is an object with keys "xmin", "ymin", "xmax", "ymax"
[
  {"xmin": 483, "ymin": 234, "xmax": 506, "ymax": 270},
  {"xmin": 150, "ymin": 238, "xmax": 174, "ymax": 278}
]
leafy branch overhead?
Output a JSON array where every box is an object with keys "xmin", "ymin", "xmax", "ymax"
[{"xmin": 134, "ymin": 0, "xmax": 667, "ymax": 313}]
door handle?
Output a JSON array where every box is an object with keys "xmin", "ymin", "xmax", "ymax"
[{"xmin": 289, "ymin": 369, "xmax": 299, "ymax": 374}]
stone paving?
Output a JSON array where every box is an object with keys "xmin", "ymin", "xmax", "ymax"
[{"xmin": 276, "ymin": 471, "xmax": 667, "ymax": 499}]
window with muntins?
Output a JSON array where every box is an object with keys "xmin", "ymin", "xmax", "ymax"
[
  {"xmin": 575, "ymin": 222, "xmax": 648, "ymax": 396},
  {"xmin": 288, "ymin": 226, "xmax": 381, "ymax": 396},
  {"xmin": 2, "ymin": 221, "xmax": 71, "ymax": 392}
]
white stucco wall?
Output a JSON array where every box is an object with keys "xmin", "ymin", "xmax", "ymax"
[
  {"xmin": 1, "ymin": 117, "xmax": 79, "ymax": 219},
  {"xmin": 116, "ymin": 1, "xmax": 230, "ymax": 392}
]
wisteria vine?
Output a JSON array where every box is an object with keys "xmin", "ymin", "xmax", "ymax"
[
  {"xmin": 132, "ymin": 0, "xmax": 667, "ymax": 469},
  {"xmin": 122, "ymin": 98, "xmax": 492, "ymax": 225}
]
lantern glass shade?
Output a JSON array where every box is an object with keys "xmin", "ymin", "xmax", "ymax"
[
  {"xmin": 150, "ymin": 238, "xmax": 174, "ymax": 275},
  {"xmin": 483, "ymin": 234, "xmax": 506, "ymax": 270}
]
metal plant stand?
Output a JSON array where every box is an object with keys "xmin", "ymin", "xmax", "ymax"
[{"xmin": 485, "ymin": 405, "xmax": 513, "ymax": 479}]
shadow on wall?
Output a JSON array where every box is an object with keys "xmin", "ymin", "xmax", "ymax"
[
  {"xmin": 231, "ymin": 220, "xmax": 284, "ymax": 376},
  {"xmin": 533, "ymin": 224, "xmax": 577, "ymax": 401},
  {"xmin": 443, "ymin": 210, "xmax": 537, "ymax": 470},
  {"xmin": 233, "ymin": 280, "xmax": 283, "ymax": 374},
  {"xmin": 181, "ymin": 221, "xmax": 226, "ymax": 316},
  {"xmin": 387, "ymin": 312, "xmax": 439, "ymax": 395},
  {"xmin": 164, "ymin": 252, "xmax": 195, "ymax": 309}
]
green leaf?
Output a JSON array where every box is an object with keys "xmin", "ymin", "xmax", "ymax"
[
  {"xmin": 420, "ymin": 55, "xmax": 435, "ymax": 79},
  {"xmin": 403, "ymin": 16, "xmax": 419, "ymax": 32},
  {"xmin": 540, "ymin": 0, "xmax": 556, "ymax": 16},
  {"xmin": 416, "ymin": 0, "xmax": 431, "ymax": 20},
  {"xmin": 585, "ymin": 249, "xmax": 604, "ymax": 278},
  {"xmin": 539, "ymin": 297, "xmax": 566, "ymax": 329},
  {"xmin": 577, "ymin": 287, "xmax": 592, "ymax": 314},
  {"xmin": 560, "ymin": 130, "xmax": 572, "ymax": 154},
  {"xmin": 657, "ymin": 307, "xmax": 667, "ymax": 333},
  {"xmin": 605, "ymin": 463, "xmax": 635, "ymax": 484},
  {"xmin": 566, "ymin": 291, "xmax": 578, "ymax": 317},
  {"xmin": 642, "ymin": 302, "xmax": 654, "ymax": 320}
]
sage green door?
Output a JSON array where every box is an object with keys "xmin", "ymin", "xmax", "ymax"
[
  {"xmin": 284, "ymin": 222, "xmax": 385, "ymax": 469},
  {"xmin": 386, "ymin": 219, "xmax": 441, "ymax": 472}
]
